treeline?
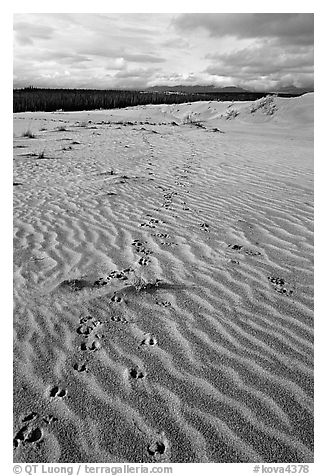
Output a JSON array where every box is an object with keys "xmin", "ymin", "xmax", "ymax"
[{"xmin": 13, "ymin": 88, "xmax": 301, "ymax": 113}]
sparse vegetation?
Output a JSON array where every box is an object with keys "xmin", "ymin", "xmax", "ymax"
[
  {"xmin": 224, "ymin": 109, "xmax": 239, "ymax": 120},
  {"xmin": 22, "ymin": 129, "xmax": 36, "ymax": 138},
  {"xmin": 183, "ymin": 113, "xmax": 205, "ymax": 128},
  {"xmin": 250, "ymin": 95, "xmax": 277, "ymax": 115}
]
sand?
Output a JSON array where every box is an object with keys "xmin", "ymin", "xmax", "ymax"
[{"xmin": 13, "ymin": 94, "xmax": 314, "ymax": 463}]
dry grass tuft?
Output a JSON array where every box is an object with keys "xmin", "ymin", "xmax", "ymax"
[{"xmin": 22, "ymin": 129, "xmax": 36, "ymax": 138}]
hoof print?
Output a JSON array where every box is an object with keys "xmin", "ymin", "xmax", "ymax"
[
  {"xmin": 13, "ymin": 426, "xmax": 28, "ymax": 448},
  {"xmin": 148, "ymin": 441, "xmax": 166, "ymax": 456},
  {"xmin": 111, "ymin": 294, "xmax": 122, "ymax": 303},
  {"xmin": 228, "ymin": 244, "xmax": 243, "ymax": 251},
  {"xmin": 50, "ymin": 386, "xmax": 67, "ymax": 399},
  {"xmin": 139, "ymin": 218, "xmax": 159, "ymax": 229},
  {"xmin": 43, "ymin": 415, "xmax": 58, "ymax": 424},
  {"xmin": 94, "ymin": 277, "xmax": 109, "ymax": 287},
  {"xmin": 268, "ymin": 276, "xmax": 294, "ymax": 296},
  {"xmin": 77, "ymin": 325, "xmax": 93, "ymax": 336},
  {"xmin": 81, "ymin": 339, "xmax": 100, "ymax": 351},
  {"xmin": 156, "ymin": 300, "xmax": 171, "ymax": 308},
  {"xmin": 244, "ymin": 249, "xmax": 261, "ymax": 256},
  {"xmin": 111, "ymin": 315, "xmax": 128, "ymax": 323},
  {"xmin": 153, "ymin": 233, "xmax": 170, "ymax": 238},
  {"xmin": 89, "ymin": 341, "xmax": 100, "ymax": 351},
  {"xmin": 132, "ymin": 240, "xmax": 153, "ymax": 256},
  {"xmin": 228, "ymin": 244, "xmax": 261, "ymax": 256},
  {"xmin": 14, "ymin": 424, "xmax": 43, "ymax": 448},
  {"xmin": 73, "ymin": 363, "xmax": 87, "ymax": 373},
  {"xmin": 141, "ymin": 335, "xmax": 157, "ymax": 347},
  {"xmin": 129, "ymin": 368, "xmax": 146, "ymax": 379},
  {"xmin": 22, "ymin": 412, "xmax": 38, "ymax": 423},
  {"xmin": 80, "ymin": 316, "xmax": 92, "ymax": 324},
  {"xmin": 200, "ymin": 223, "xmax": 210, "ymax": 231},
  {"xmin": 25, "ymin": 427, "xmax": 43, "ymax": 443},
  {"xmin": 138, "ymin": 257, "xmax": 150, "ymax": 266}
]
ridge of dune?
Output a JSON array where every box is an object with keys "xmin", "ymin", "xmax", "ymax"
[{"xmin": 13, "ymin": 95, "xmax": 313, "ymax": 463}]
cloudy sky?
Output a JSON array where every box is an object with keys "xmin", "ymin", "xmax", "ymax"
[{"xmin": 13, "ymin": 13, "xmax": 314, "ymax": 91}]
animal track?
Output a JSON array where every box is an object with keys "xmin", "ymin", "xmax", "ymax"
[
  {"xmin": 14, "ymin": 425, "xmax": 43, "ymax": 448},
  {"xmin": 111, "ymin": 315, "xmax": 128, "ymax": 323},
  {"xmin": 132, "ymin": 240, "xmax": 153, "ymax": 255},
  {"xmin": 268, "ymin": 276, "xmax": 294, "ymax": 296},
  {"xmin": 80, "ymin": 341, "xmax": 100, "ymax": 351},
  {"xmin": 200, "ymin": 223, "xmax": 210, "ymax": 232},
  {"xmin": 25, "ymin": 427, "xmax": 43, "ymax": 443},
  {"xmin": 228, "ymin": 244, "xmax": 243, "ymax": 251},
  {"xmin": 244, "ymin": 249, "xmax": 262, "ymax": 256},
  {"xmin": 42, "ymin": 415, "xmax": 58, "ymax": 424},
  {"xmin": 130, "ymin": 368, "xmax": 146, "ymax": 379},
  {"xmin": 155, "ymin": 300, "xmax": 172, "ymax": 308},
  {"xmin": 49, "ymin": 386, "xmax": 67, "ymax": 399},
  {"xmin": 14, "ymin": 411, "xmax": 57, "ymax": 449},
  {"xmin": 111, "ymin": 294, "xmax": 123, "ymax": 303},
  {"xmin": 13, "ymin": 426, "xmax": 29, "ymax": 448},
  {"xmin": 141, "ymin": 335, "xmax": 157, "ymax": 347},
  {"xmin": 161, "ymin": 191, "xmax": 177, "ymax": 209},
  {"xmin": 93, "ymin": 268, "xmax": 133, "ymax": 287},
  {"xmin": 22, "ymin": 412, "xmax": 38, "ymax": 423},
  {"xmin": 152, "ymin": 233, "xmax": 170, "ymax": 238},
  {"xmin": 77, "ymin": 324, "xmax": 94, "ymax": 336},
  {"xmin": 77, "ymin": 316, "xmax": 101, "ymax": 337},
  {"xmin": 60, "ymin": 278, "xmax": 90, "ymax": 292},
  {"xmin": 73, "ymin": 363, "xmax": 88, "ymax": 372},
  {"xmin": 148, "ymin": 440, "xmax": 166, "ymax": 456},
  {"xmin": 228, "ymin": 244, "xmax": 262, "ymax": 256},
  {"xmin": 138, "ymin": 256, "xmax": 150, "ymax": 266},
  {"xmin": 139, "ymin": 217, "xmax": 164, "ymax": 229}
]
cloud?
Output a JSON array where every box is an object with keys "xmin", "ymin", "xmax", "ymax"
[
  {"xmin": 122, "ymin": 53, "xmax": 165, "ymax": 63},
  {"xmin": 14, "ymin": 21, "xmax": 56, "ymax": 45},
  {"xmin": 205, "ymin": 43, "xmax": 313, "ymax": 76},
  {"xmin": 13, "ymin": 13, "xmax": 314, "ymax": 91},
  {"xmin": 162, "ymin": 37, "xmax": 190, "ymax": 49},
  {"xmin": 174, "ymin": 13, "xmax": 314, "ymax": 45},
  {"xmin": 204, "ymin": 42, "xmax": 314, "ymax": 91}
]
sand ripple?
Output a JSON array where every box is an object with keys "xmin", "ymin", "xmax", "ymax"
[{"xmin": 13, "ymin": 96, "xmax": 313, "ymax": 463}]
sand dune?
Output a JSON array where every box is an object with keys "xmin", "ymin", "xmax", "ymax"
[{"xmin": 13, "ymin": 94, "xmax": 313, "ymax": 463}]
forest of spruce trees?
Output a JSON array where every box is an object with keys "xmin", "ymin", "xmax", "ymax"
[{"xmin": 13, "ymin": 87, "xmax": 301, "ymax": 113}]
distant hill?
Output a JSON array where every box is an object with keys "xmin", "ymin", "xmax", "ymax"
[
  {"xmin": 145, "ymin": 84, "xmax": 313, "ymax": 95},
  {"xmin": 272, "ymin": 86, "xmax": 314, "ymax": 95},
  {"xmin": 145, "ymin": 85, "xmax": 249, "ymax": 94}
]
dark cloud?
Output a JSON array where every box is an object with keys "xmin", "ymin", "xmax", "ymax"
[
  {"xmin": 174, "ymin": 13, "xmax": 314, "ymax": 45},
  {"xmin": 205, "ymin": 44, "xmax": 313, "ymax": 76},
  {"xmin": 204, "ymin": 43, "xmax": 314, "ymax": 90}
]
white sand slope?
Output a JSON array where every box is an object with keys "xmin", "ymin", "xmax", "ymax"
[{"xmin": 13, "ymin": 94, "xmax": 313, "ymax": 463}]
